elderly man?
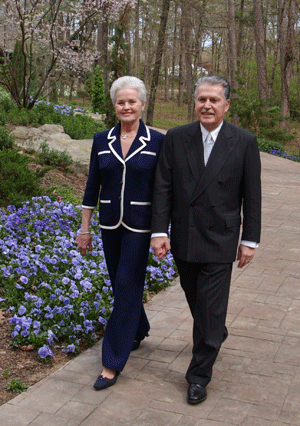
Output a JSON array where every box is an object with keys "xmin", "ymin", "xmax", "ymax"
[{"xmin": 151, "ymin": 74, "xmax": 261, "ymax": 404}]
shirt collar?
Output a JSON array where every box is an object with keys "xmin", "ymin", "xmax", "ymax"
[{"xmin": 200, "ymin": 121, "xmax": 223, "ymax": 143}]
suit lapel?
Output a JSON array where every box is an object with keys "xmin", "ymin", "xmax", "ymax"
[
  {"xmin": 183, "ymin": 122, "xmax": 205, "ymax": 183},
  {"xmin": 125, "ymin": 120, "xmax": 149, "ymax": 162},
  {"xmin": 191, "ymin": 122, "xmax": 237, "ymax": 202},
  {"xmin": 107, "ymin": 120, "xmax": 149, "ymax": 164},
  {"xmin": 108, "ymin": 122, "xmax": 124, "ymax": 164}
]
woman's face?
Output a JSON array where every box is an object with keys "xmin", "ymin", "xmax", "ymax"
[{"xmin": 114, "ymin": 87, "xmax": 145, "ymax": 125}]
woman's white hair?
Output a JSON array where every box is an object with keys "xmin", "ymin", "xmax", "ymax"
[{"xmin": 110, "ymin": 76, "xmax": 147, "ymax": 104}]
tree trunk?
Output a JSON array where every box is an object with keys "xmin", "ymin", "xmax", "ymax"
[
  {"xmin": 227, "ymin": 0, "xmax": 238, "ymax": 87},
  {"xmin": 146, "ymin": 0, "xmax": 171, "ymax": 126},
  {"xmin": 171, "ymin": 0, "xmax": 179, "ymax": 100},
  {"xmin": 253, "ymin": 0, "xmax": 269, "ymax": 100},
  {"xmin": 278, "ymin": 0, "xmax": 296, "ymax": 130},
  {"xmin": 237, "ymin": 0, "xmax": 245, "ymax": 65},
  {"xmin": 134, "ymin": 0, "xmax": 140, "ymax": 76},
  {"xmin": 164, "ymin": 50, "xmax": 170, "ymax": 101},
  {"xmin": 181, "ymin": 1, "xmax": 193, "ymax": 122},
  {"xmin": 97, "ymin": 16, "xmax": 108, "ymax": 89},
  {"xmin": 227, "ymin": 0, "xmax": 239, "ymax": 125},
  {"xmin": 178, "ymin": 9, "xmax": 185, "ymax": 107}
]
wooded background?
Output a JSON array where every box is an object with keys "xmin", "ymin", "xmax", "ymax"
[{"xmin": 0, "ymin": 0, "xmax": 299, "ymax": 136}]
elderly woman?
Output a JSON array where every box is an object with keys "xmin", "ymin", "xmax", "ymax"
[{"xmin": 76, "ymin": 76, "xmax": 165, "ymax": 390}]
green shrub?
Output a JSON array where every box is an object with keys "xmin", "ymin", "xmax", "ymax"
[
  {"xmin": 230, "ymin": 85, "xmax": 293, "ymax": 142},
  {"xmin": 0, "ymin": 88, "xmax": 14, "ymax": 114},
  {"xmin": 7, "ymin": 107, "xmax": 31, "ymax": 126},
  {"xmin": 257, "ymin": 138, "xmax": 285, "ymax": 153},
  {"xmin": 0, "ymin": 111, "xmax": 6, "ymax": 125},
  {"xmin": 0, "ymin": 149, "xmax": 44, "ymax": 207},
  {"xmin": 36, "ymin": 142, "xmax": 73, "ymax": 169},
  {"xmin": 0, "ymin": 126, "xmax": 14, "ymax": 150},
  {"xmin": 92, "ymin": 65, "xmax": 105, "ymax": 113},
  {"xmin": 61, "ymin": 114, "xmax": 105, "ymax": 139},
  {"xmin": 7, "ymin": 378, "xmax": 29, "ymax": 393}
]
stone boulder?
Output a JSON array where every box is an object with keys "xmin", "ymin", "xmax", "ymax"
[{"xmin": 11, "ymin": 124, "xmax": 93, "ymax": 165}]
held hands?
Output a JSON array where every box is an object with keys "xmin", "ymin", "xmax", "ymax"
[
  {"xmin": 76, "ymin": 233, "xmax": 93, "ymax": 256},
  {"xmin": 237, "ymin": 244, "xmax": 255, "ymax": 268},
  {"xmin": 150, "ymin": 236, "xmax": 171, "ymax": 259}
]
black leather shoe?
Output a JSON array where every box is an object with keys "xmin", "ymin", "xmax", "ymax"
[
  {"xmin": 187, "ymin": 383, "xmax": 207, "ymax": 404},
  {"xmin": 93, "ymin": 371, "xmax": 120, "ymax": 390}
]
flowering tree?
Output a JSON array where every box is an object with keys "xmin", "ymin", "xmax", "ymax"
[{"xmin": 0, "ymin": 0, "xmax": 135, "ymax": 109}]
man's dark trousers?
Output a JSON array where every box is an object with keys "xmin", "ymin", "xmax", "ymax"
[{"xmin": 175, "ymin": 258, "xmax": 232, "ymax": 386}]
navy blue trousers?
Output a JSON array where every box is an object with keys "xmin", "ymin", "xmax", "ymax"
[{"xmin": 101, "ymin": 226, "xmax": 151, "ymax": 372}]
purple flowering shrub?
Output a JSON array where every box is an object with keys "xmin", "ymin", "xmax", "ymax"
[
  {"xmin": 0, "ymin": 197, "xmax": 177, "ymax": 359},
  {"xmin": 267, "ymin": 149, "xmax": 300, "ymax": 162}
]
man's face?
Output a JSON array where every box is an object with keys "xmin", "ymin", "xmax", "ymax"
[{"xmin": 195, "ymin": 83, "xmax": 230, "ymax": 131}]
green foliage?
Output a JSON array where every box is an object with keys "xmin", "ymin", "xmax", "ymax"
[
  {"xmin": 0, "ymin": 97, "xmax": 107, "ymax": 139},
  {"xmin": 0, "ymin": 149, "xmax": 44, "ymax": 207},
  {"xmin": 92, "ymin": 65, "xmax": 105, "ymax": 113},
  {"xmin": 50, "ymin": 183, "xmax": 83, "ymax": 205},
  {"xmin": 5, "ymin": 101, "xmax": 62, "ymax": 127},
  {"xmin": 152, "ymin": 100, "xmax": 188, "ymax": 130},
  {"xmin": 290, "ymin": 99, "xmax": 300, "ymax": 120},
  {"xmin": 0, "ymin": 89, "xmax": 15, "ymax": 113},
  {"xmin": 3, "ymin": 368, "xmax": 11, "ymax": 379},
  {"xmin": 103, "ymin": 90, "xmax": 118, "ymax": 128},
  {"xmin": 0, "ymin": 126, "xmax": 15, "ymax": 150},
  {"xmin": 36, "ymin": 142, "xmax": 73, "ymax": 169},
  {"xmin": 7, "ymin": 378, "xmax": 29, "ymax": 393},
  {"xmin": 60, "ymin": 114, "xmax": 105, "ymax": 139},
  {"xmin": 257, "ymin": 138, "xmax": 285, "ymax": 153},
  {"xmin": 230, "ymin": 87, "xmax": 293, "ymax": 142}
]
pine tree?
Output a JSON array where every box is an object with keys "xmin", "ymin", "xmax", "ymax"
[{"xmin": 92, "ymin": 65, "xmax": 105, "ymax": 113}]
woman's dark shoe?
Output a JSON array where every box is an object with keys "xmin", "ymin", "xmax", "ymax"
[
  {"xmin": 93, "ymin": 371, "xmax": 120, "ymax": 390},
  {"xmin": 131, "ymin": 340, "xmax": 141, "ymax": 351}
]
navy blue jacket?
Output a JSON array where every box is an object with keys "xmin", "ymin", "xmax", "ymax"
[{"xmin": 82, "ymin": 120, "xmax": 165, "ymax": 232}]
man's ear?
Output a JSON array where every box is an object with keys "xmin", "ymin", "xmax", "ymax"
[{"xmin": 225, "ymin": 99, "xmax": 230, "ymax": 112}]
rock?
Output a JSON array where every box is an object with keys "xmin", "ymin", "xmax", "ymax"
[
  {"xmin": 11, "ymin": 125, "xmax": 93, "ymax": 164},
  {"xmin": 39, "ymin": 124, "xmax": 65, "ymax": 134}
]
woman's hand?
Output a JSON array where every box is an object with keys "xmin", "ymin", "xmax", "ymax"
[{"xmin": 76, "ymin": 233, "xmax": 93, "ymax": 256}]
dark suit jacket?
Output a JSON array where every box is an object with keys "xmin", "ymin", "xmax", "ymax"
[
  {"xmin": 151, "ymin": 120, "xmax": 261, "ymax": 263},
  {"xmin": 82, "ymin": 120, "xmax": 164, "ymax": 232}
]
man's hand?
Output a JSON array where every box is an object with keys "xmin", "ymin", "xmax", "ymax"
[
  {"xmin": 76, "ymin": 234, "xmax": 93, "ymax": 256},
  {"xmin": 236, "ymin": 244, "xmax": 255, "ymax": 268},
  {"xmin": 150, "ymin": 236, "xmax": 171, "ymax": 259}
]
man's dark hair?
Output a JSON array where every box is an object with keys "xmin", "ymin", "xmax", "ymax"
[{"xmin": 194, "ymin": 75, "xmax": 230, "ymax": 101}]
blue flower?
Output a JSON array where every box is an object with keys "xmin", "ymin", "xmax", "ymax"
[
  {"xmin": 38, "ymin": 345, "xmax": 55, "ymax": 359},
  {"xmin": 18, "ymin": 305, "xmax": 27, "ymax": 315},
  {"xmin": 19, "ymin": 276, "xmax": 29, "ymax": 285},
  {"xmin": 65, "ymin": 343, "xmax": 76, "ymax": 353}
]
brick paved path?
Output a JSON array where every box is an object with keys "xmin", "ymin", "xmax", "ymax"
[{"xmin": 0, "ymin": 151, "xmax": 300, "ymax": 426}]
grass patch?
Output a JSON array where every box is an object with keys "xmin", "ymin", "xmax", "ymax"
[{"xmin": 152, "ymin": 100, "xmax": 189, "ymax": 130}]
